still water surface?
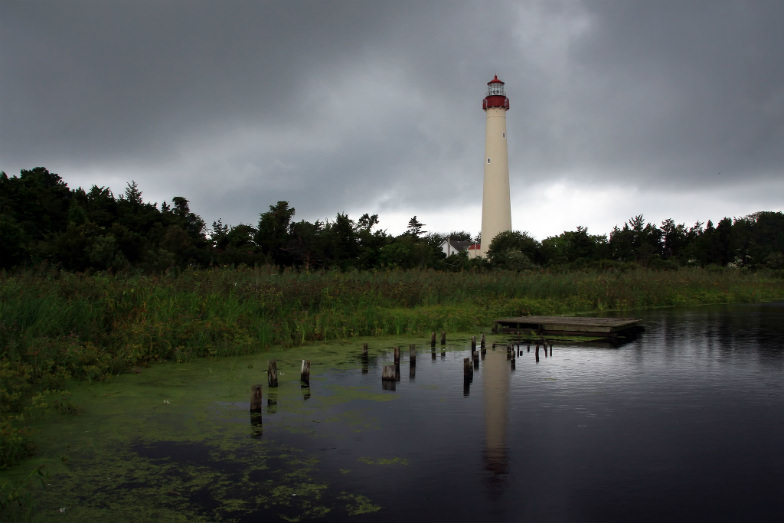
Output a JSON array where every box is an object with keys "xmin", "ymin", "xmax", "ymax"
[
  {"xmin": 31, "ymin": 302, "xmax": 784, "ymax": 522},
  {"xmin": 279, "ymin": 303, "xmax": 784, "ymax": 522}
]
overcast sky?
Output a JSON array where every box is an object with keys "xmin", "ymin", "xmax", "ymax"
[{"xmin": 2, "ymin": 1, "xmax": 783, "ymax": 240}]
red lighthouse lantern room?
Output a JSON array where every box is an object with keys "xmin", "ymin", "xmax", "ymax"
[{"xmin": 483, "ymin": 75, "xmax": 510, "ymax": 111}]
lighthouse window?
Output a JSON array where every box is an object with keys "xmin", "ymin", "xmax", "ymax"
[{"xmin": 488, "ymin": 83, "xmax": 504, "ymax": 96}]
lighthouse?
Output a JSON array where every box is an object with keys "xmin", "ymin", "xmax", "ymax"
[{"xmin": 479, "ymin": 75, "xmax": 512, "ymax": 257}]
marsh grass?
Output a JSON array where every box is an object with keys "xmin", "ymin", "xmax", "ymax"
[{"xmin": 1, "ymin": 265, "xmax": 783, "ymax": 471}]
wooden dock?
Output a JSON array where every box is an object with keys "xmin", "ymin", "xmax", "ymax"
[{"xmin": 493, "ymin": 315, "xmax": 643, "ymax": 343}]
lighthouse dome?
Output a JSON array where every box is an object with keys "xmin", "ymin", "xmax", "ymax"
[{"xmin": 483, "ymin": 75, "xmax": 509, "ymax": 111}]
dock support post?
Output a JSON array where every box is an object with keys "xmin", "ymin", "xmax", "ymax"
[
  {"xmin": 382, "ymin": 365, "xmax": 396, "ymax": 381},
  {"xmin": 300, "ymin": 360, "xmax": 310, "ymax": 386},
  {"xmin": 250, "ymin": 384, "xmax": 263, "ymax": 413},
  {"xmin": 464, "ymin": 357, "xmax": 473, "ymax": 382},
  {"xmin": 267, "ymin": 360, "xmax": 278, "ymax": 387}
]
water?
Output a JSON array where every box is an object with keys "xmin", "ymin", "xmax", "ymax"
[{"xmin": 23, "ymin": 302, "xmax": 784, "ymax": 522}]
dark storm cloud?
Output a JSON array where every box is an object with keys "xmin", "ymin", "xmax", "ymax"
[
  {"xmin": 555, "ymin": 1, "xmax": 784, "ymax": 187},
  {"xmin": 1, "ymin": 1, "xmax": 781, "ymax": 238}
]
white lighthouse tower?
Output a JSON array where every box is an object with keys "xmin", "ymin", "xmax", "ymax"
[{"xmin": 479, "ymin": 75, "xmax": 512, "ymax": 257}]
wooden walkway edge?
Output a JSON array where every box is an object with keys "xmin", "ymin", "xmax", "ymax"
[{"xmin": 493, "ymin": 315, "xmax": 643, "ymax": 343}]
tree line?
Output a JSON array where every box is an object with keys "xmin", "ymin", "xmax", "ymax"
[{"xmin": 2, "ymin": 167, "xmax": 783, "ymax": 273}]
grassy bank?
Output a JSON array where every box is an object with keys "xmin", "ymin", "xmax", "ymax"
[{"xmin": 1, "ymin": 265, "xmax": 783, "ymax": 473}]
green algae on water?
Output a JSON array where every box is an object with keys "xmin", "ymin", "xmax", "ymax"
[{"xmin": 5, "ymin": 335, "xmax": 475, "ymax": 522}]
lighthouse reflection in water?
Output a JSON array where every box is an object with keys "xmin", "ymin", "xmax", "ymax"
[
  {"xmin": 244, "ymin": 303, "xmax": 784, "ymax": 521},
  {"xmin": 482, "ymin": 347, "xmax": 510, "ymax": 477}
]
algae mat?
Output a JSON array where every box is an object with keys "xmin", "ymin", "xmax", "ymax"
[{"xmin": 4, "ymin": 335, "xmax": 480, "ymax": 522}]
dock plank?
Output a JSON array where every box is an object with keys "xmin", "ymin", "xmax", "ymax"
[{"xmin": 493, "ymin": 315, "xmax": 643, "ymax": 341}]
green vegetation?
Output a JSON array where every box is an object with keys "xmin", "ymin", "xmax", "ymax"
[
  {"xmin": 2, "ymin": 167, "xmax": 784, "ymax": 272},
  {"xmin": 2, "ymin": 166, "xmax": 784, "ymax": 519},
  {"xmin": 2, "ymin": 266, "xmax": 784, "ymax": 474}
]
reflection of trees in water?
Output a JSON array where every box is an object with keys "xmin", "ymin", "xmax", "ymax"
[{"xmin": 659, "ymin": 304, "xmax": 784, "ymax": 360}]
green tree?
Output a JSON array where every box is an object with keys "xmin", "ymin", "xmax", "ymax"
[
  {"xmin": 487, "ymin": 230, "xmax": 541, "ymax": 270},
  {"xmin": 256, "ymin": 201, "xmax": 296, "ymax": 267},
  {"xmin": 323, "ymin": 213, "xmax": 359, "ymax": 270},
  {"xmin": 541, "ymin": 226, "xmax": 605, "ymax": 266},
  {"xmin": 406, "ymin": 216, "xmax": 426, "ymax": 239}
]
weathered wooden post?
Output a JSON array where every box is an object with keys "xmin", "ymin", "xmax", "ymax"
[
  {"xmin": 409, "ymin": 344, "xmax": 416, "ymax": 363},
  {"xmin": 300, "ymin": 360, "xmax": 311, "ymax": 386},
  {"xmin": 361, "ymin": 343, "xmax": 369, "ymax": 374},
  {"xmin": 382, "ymin": 365, "xmax": 396, "ymax": 390},
  {"xmin": 481, "ymin": 333, "xmax": 486, "ymax": 350},
  {"xmin": 511, "ymin": 356, "xmax": 516, "ymax": 370},
  {"xmin": 472, "ymin": 348, "xmax": 479, "ymax": 369},
  {"xmin": 431, "ymin": 332, "xmax": 437, "ymax": 349},
  {"xmin": 267, "ymin": 360, "xmax": 278, "ymax": 387},
  {"xmin": 441, "ymin": 332, "xmax": 446, "ymax": 346},
  {"xmin": 464, "ymin": 357, "xmax": 473, "ymax": 382},
  {"xmin": 527, "ymin": 342, "xmax": 530, "ymax": 353},
  {"xmin": 535, "ymin": 345, "xmax": 540, "ymax": 363},
  {"xmin": 550, "ymin": 342, "xmax": 553, "ymax": 357},
  {"xmin": 382, "ymin": 365, "xmax": 396, "ymax": 381},
  {"xmin": 266, "ymin": 390, "xmax": 278, "ymax": 414},
  {"xmin": 250, "ymin": 384, "xmax": 263, "ymax": 413},
  {"xmin": 394, "ymin": 346, "xmax": 400, "ymax": 365},
  {"xmin": 471, "ymin": 336, "xmax": 477, "ymax": 351}
]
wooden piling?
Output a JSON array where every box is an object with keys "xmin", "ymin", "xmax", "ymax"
[
  {"xmin": 361, "ymin": 344, "xmax": 369, "ymax": 374},
  {"xmin": 431, "ymin": 332, "xmax": 436, "ymax": 348},
  {"xmin": 464, "ymin": 357, "xmax": 473, "ymax": 381},
  {"xmin": 266, "ymin": 390, "xmax": 278, "ymax": 414},
  {"xmin": 394, "ymin": 346, "xmax": 400, "ymax": 365},
  {"xmin": 471, "ymin": 336, "xmax": 477, "ymax": 351},
  {"xmin": 441, "ymin": 332, "xmax": 446, "ymax": 345},
  {"xmin": 250, "ymin": 384, "xmax": 263, "ymax": 413},
  {"xmin": 300, "ymin": 360, "xmax": 311, "ymax": 385},
  {"xmin": 382, "ymin": 365, "xmax": 396, "ymax": 381},
  {"xmin": 481, "ymin": 333, "xmax": 486, "ymax": 349},
  {"xmin": 267, "ymin": 360, "xmax": 278, "ymax": 387},
  {"xmin": 511, "ymin": 357, "xmax": 516, "ymax": 370},
  {"xmin": 409, "ymin": 345, "xmax": 416, "ymax": 365}
]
